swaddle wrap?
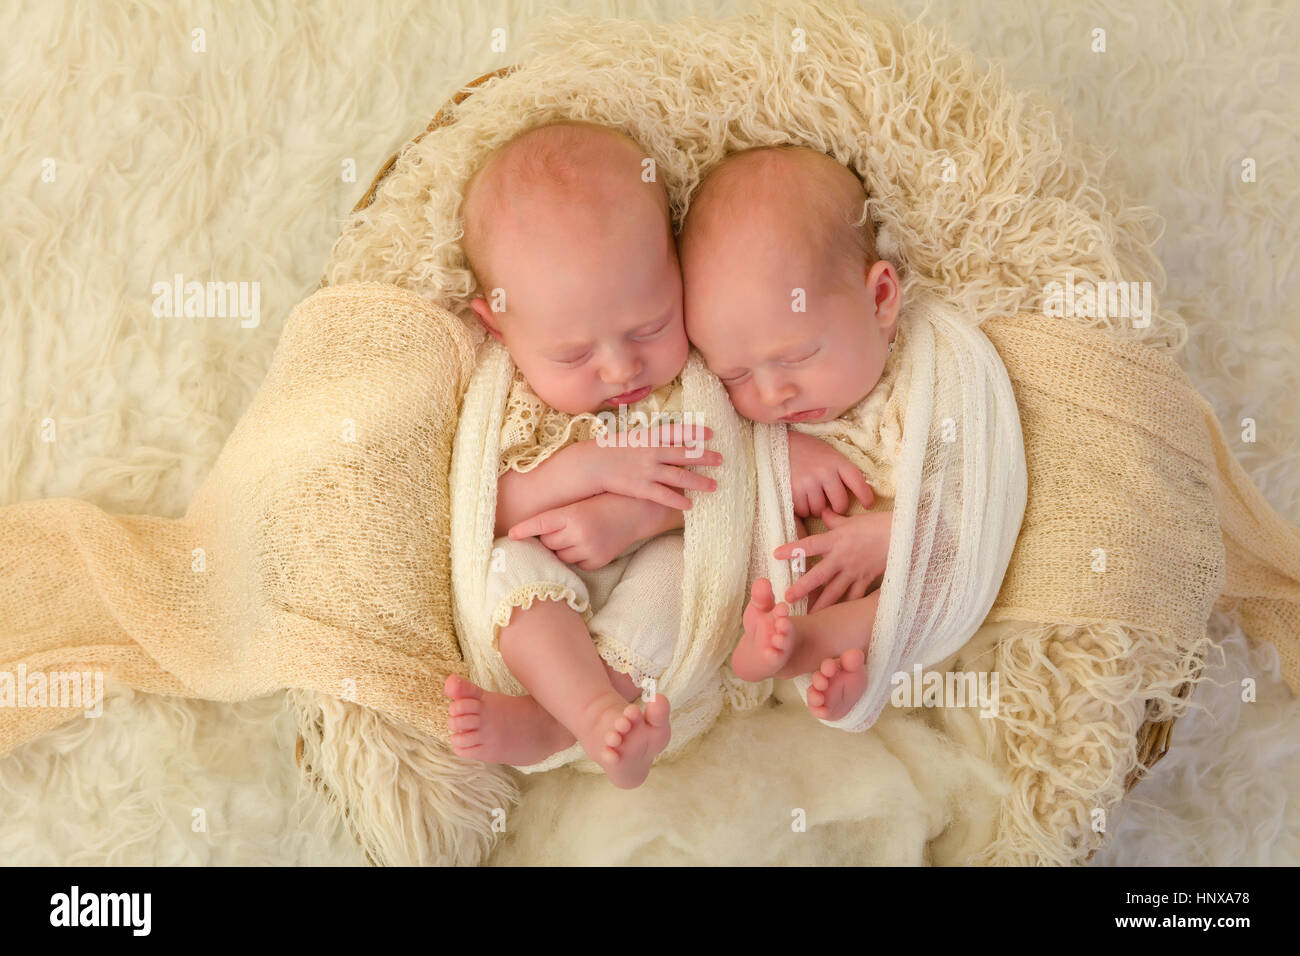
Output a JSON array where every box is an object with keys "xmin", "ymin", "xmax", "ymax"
[
  {"xmin": 450, "ymin": 342, "xmax": 761, "ymax": 773},
  {"xmin": 752, "ymin": 291, "xmax": 1028, "ymax": 732}
]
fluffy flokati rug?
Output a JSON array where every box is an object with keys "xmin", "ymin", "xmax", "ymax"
[{"xmin": 1, "ymin": 0, "xmax": 1296, "ymax": 864}]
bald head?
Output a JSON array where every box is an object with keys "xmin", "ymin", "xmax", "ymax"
[
  {"xmin": 680, "ymin": 146, "xmax": 877, "ymax": 288},
  {"xmin": 461, "ymin": 120, "xmax": 670, "ymax": 292}
]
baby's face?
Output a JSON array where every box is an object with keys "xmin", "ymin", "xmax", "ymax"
[
  {"xmin": 472, "ymin": 203, "xmax": 688, "ymax": 416},
  {"xmin": 685, "ymin": 238, "xmax": 899, "ymax": 425}
]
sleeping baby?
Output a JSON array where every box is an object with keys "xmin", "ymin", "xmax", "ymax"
[
  {"xmin": 445, "ymin": 120, "xmax": 719, "ymax": 788},
  {"xmin": 680, "ymin": 145, "xmax": 900, "ymax": 722}
]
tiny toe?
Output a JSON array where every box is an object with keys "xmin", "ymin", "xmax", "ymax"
[{"xmin": 820, "ymin": 658, "xmax": 839, "ymax": 677}]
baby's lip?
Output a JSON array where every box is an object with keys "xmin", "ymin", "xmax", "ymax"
[
  {"xmin": 780, "ymin": 407, "xmax": 827, "ymax": 423},
  {"xmin": 605, "ymin": 385, "xmax": 653, "ymax": 406}
]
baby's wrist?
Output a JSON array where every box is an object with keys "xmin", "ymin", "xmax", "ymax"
[{"xmin": 567, "ymin": 439, "xmax": 614, "ymax": 495}]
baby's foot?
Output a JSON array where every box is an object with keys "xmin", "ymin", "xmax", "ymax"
[
  {"xmin": 580, "ymin": 692, "xmax": 671, "ymax": 789},
  {"xmin": 806, "ymin": 648, "xmax": 868, "ymax": 721},
  {"xmin": 445, "ymin": 674, "xmax": 575, "ymax": 766},
  {"xmin": 731, "ymin": 578, "xmax": 795, "ymax": 681}
]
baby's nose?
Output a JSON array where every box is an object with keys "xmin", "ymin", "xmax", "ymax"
[
  {"xmin": 755, "ymin": 369, "xmax": 796, "ymax": 406},
  {"xmin": 598, "ymin": 347, "xmax": 643, "ymax": 383}
]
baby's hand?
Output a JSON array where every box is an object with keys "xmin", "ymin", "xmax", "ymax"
[
  {"xmin": 774, "ymin": 510, "xmax": 892, "ymax": 612},
  {"xmin": 787, "ymin": 430, "xmax": 874, "ymax": 518},
  {"xmin": 583, "ymin": 423, "xmax": 721, "ymax": 510},
  {"xmin": 508, "ymin": 493, "xmax": 678, "ymax": 571}
]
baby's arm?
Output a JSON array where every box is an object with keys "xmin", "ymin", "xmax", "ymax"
[
  {"xmin": 494, "ymin": 423, "xmax": 719, "ymax": 536},
  {"xmin": 508, "ymin": 492, "xmax": 684, "ymax": 571}
]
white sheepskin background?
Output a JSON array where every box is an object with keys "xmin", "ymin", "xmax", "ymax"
[{"xmin": 1, "ymin": 0, "xmax": 1295, "ymax": 864}]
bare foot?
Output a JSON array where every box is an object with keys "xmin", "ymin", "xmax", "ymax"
[
  {"xmin": 579, "ymin": 692, "xmax": 672, "ymax": 789},
  {"xmin": 731, "ymin": 578, "xmax": 795, "ymax": 681},
  {"xmin": 444, "ymin": 674, "xmax": 575, "ymax": 766},
  {"xmin": 806, "ymin": 648, "xmax": 867, "ymax": 721}
]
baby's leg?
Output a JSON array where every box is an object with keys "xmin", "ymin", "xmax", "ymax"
[
  {"xmin": 498, "ymin": 598, "xmax": 669, "ymax": 789},
  {"xmin": 806, "ymin": 647, "xmax": 868, "ymax": 721},
  {"xmin": 731, "ymin": 578, "xmax": 796, "ymax": 681},
  {"xmin": 772, "ymin": 590, "xmax": 879, "ymax": 679},
  {"xmin": 732, "ymin": 582, "xmax": 879, "ymax": 682},
  {"xmin": 446, "ymin": 661, "xmax": 641, "ymax": 767},
  {"xmin": 590, "ymin": 532, "xmax": 683, "ymax": 699}
]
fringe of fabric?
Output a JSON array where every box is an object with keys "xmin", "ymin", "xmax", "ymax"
[
  {"xmin": 288, "ymin": 689, "xmax": 516, "ymax": 866},
  {"xmin": 972, "ymin": 620, "xmax": 1217, "ymax": 865}
]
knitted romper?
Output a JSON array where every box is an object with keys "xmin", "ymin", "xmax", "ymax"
[{"xmin": 481, "ymin": 371, "xmax": 686, "ymax": 690}]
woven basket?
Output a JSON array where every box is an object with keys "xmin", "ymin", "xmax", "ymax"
[{"xmin": 314, "ymin": 66, "xmax": 1193, "ymax": 823}]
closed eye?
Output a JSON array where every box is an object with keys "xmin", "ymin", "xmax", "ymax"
[
  {"xmin": 551, "ymin": 349, "xmax": 592, "ymax": 366},
  {"xmin": 718, "ymin": 369, "xmax": 751, "ymax": 384},
  {"xmin": 630, "ymin": 318, "xmax": 672, "ymax": 342},
  {"xmin": 780, "ymin": 347, "xmax": 819, "ymax": 366}
]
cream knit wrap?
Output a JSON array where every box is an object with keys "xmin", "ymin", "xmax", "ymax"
[{"xmin": 451, "ymin": 342, "xmax": 762, "ymax": 773}]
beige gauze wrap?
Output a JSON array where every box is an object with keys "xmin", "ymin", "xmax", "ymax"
[
  {"xmin": 0, "ymin": 284, "xmax": 481, "ymax": 758},
  {"xmin": 752, "ymin": 290, "xmax": 1028, "ymax": 734}
]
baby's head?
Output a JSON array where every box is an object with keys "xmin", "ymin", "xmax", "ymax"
[
  {"xmin": 680, "ymin": 146, "xmax": 901, "ymax": 425},
  {"xmin": 462, "ymin": 120, "xmax": 687, "ymax": 415}
]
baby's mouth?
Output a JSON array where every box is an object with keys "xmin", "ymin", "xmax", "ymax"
[
  {"xmin": 779, "ymin": 407, "xmax": 827, "ymax": 423},
  {"xmin": 605, "ymin": 385, "xmax": 653, "ymax": 406}
]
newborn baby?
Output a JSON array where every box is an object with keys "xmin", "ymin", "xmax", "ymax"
[
  {"xmin": 681, "ymin": 145, "xmax": 900, "ymax": 722},
  {"xmin": 446, "ymin": 120, "xmax": 719, "ymax": 787}
]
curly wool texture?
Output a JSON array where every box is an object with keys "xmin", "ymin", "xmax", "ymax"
[
  {"xmin": 323, "ymin": 0, "xmax": 1184, "ymax": 352},
  {"xmin": 969, "ymin": 621, "xmax": 1211, "ymax": 865}
]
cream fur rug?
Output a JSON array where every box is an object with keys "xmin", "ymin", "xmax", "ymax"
[{"xmin": 2, "ymin": 0, "xmax": 1296, "ymax": 865}]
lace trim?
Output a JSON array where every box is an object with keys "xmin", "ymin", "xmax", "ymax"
[
  {"xmin": 489, "ymin": 583, "xmax": 592, "ymax": 648},
  {"xmin": 498, "ymin": 370, "xmax": 683, "ymax": 476},
  {"xmin": 592, "ymin": 634, "xmax": 662, "ymax": 691}
]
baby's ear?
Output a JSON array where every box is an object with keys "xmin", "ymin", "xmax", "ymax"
[
  {"xmin": 866, "ymin": 260, "xmax": 902, "ymax": 333},
  {"xmin": 470, "ymin": 297, "xmax": 505, "ymax": 343}
]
